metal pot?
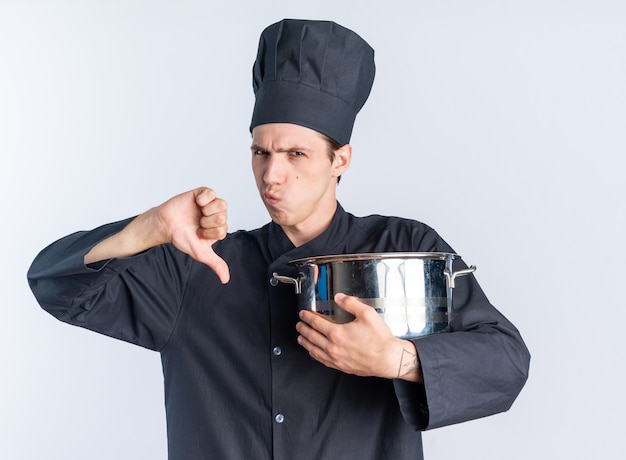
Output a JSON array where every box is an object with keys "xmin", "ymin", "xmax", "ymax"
[{"xmin": 273, "ymin": 252, "xmax": 476, "ymax": 339}]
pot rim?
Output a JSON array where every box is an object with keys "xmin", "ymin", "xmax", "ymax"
[{"xmin": 289, "ymin": 251, "xmax": 460, "ymax": 266}]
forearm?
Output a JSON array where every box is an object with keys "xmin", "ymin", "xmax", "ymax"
[
  {"xmin": 84, "ymin": 208, "xmax": 165, "ymax": 264},
  {"xmin": 417, "ymin": 325, "xmax": 529, "ymax": 429},
  {"xmin": 28, "ymin": 216, "xmax": 192, "ymax": 350},
  {"xmin": 28, "ymin": 218, "xmax": 136, "ymax": 311}
]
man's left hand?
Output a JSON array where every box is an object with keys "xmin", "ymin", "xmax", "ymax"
[{"xmin": 296, "ymin": 293, "xmax": 423, "ymax": 382}]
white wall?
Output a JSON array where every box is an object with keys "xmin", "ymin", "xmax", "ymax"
[{"xmin": 1, "ymin": 1, "xmax": 624, "ymax": 459}]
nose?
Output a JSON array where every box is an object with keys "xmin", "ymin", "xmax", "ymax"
[{"xmin": 263, "ymin": 153, "xmax": 286, "ymax": 185}]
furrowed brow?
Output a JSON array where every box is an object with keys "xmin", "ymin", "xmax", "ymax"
[
  {"xmin": 250, "ymin": 144, "xmax": 308, "ymax": 153},
  {"xmin": 250, "ymin": 144, "xmax": 268, "ymax": 153}
]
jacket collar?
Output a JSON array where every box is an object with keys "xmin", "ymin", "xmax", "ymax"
[{"xmin": 267, "ymin": 202, "xmax": 351, "ymax": 264}]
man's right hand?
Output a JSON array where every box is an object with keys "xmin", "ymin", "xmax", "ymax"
[
  {"xmin": 155, "ymin": 187, "xmax": 230, "ymax": 283},
  {"xmin": 84, "ymin": 187, "xmax": 231, "ymax": 284}
]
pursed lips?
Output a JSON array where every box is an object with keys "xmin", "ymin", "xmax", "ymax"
[{"xmin": 264, "ymin": 191, "xmax": 280, "ymax": 206}]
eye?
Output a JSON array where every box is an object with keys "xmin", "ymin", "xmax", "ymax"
[
  {"xmin": 253, "ymin": 149, "xmax": 269, "ymax": 156},
  {"xmin": 289, "ymin": 151, "xmax": 305, "ymax": 157}
]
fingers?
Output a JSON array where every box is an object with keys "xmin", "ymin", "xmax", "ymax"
[
  {"xmin": 192, "ymin": 188, "xmax": 230, "ymax": 283},
  {"xmin": 297, "ymin": 294, "xmax": 373, "ymax": 342},
  {"xmin": 296, "ymin": 294, "xmax": 398, "ymax": 377},
  {"xmin": 297, "ymin": 311, "xmax": 334, "ymax": 346},
  {"xmin": 296, "ymin": 316, "xmax": 337, "ymax": 367},
  {"xmin": 194, "ymin": 187, "xmax": 217, "ymax": 207},
  {"xmin": 194, "ymin": 188, "xmax": 228, "ymax": 241}
]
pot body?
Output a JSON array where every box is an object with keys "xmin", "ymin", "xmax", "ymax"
[{"xmin": 275, "ymin": 253, "xmax": 475, "ymax": 339}]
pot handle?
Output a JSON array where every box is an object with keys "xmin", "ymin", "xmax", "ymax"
[
  {"xmin": 444, "ymin": 265, "xmax": 477, "ymax": 289},
  {"xmin": 272, "ymin": 272, "xmax": 304, "ymax": 294}
]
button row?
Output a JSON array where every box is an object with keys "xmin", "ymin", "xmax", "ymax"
[{"xmin": 270, "ymin": 275, "xmax": 286, "ymax": 425}]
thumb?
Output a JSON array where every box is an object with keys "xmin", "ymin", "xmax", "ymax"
[
  {"xmin": 189, "ymin": 241, "xmax": 231, "ymax": 284},
  {"xmin": 334, "ymin": 293, "xmax": 370, "ymax": 317},
  {"xmin": 206, "ymin": 253, "xmax": 231, "ymax": 284}
]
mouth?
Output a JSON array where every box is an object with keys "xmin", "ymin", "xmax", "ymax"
[{"xmin": 264, "ymin": 191, "xmax": 279, "ymax": 206}]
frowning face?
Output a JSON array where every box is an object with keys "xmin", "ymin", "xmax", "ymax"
[{"xmin": 251, "ymin": 123, "xmax": 351, "ymax": 246}]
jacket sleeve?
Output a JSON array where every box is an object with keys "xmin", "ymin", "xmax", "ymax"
[
  {"xmin": 393, "ymin": 227, "xmax": 531, "ymax": 430},
  {"xmin": 27, "ymin": 218, "xmax": 192, "ymax": 351}
]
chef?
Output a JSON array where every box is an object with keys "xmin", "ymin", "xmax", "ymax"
[{"xmin": 28, "ymin": 19, "xmax": 530, "ymax": 460}]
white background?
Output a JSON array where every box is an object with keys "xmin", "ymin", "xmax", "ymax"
[{"xmin": 1, "ymin": 1, "xmax": 625, "ymax": 459}]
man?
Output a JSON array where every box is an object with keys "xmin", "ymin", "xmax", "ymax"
[{"xmin": 28, "ymin": 19, "xmax": 530, "ymax": 459}]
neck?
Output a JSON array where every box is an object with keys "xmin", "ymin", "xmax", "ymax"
[{"xmin": 282, "ymin": 201, "xmax": 338, "ymax": 247}]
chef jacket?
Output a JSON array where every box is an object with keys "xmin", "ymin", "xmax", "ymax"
[{"xmin": 28, "ymin": 203, "xmax": 530, "ymax": 460}]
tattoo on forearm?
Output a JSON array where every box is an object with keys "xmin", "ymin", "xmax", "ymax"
[{"xmin": 397, "ymin": 347, "xmax": 419, "ymax": 377}]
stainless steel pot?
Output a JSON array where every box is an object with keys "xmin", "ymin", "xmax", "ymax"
[{"xmin": 273, "ymin": 252, "xmax": 476, "ymax": 339}]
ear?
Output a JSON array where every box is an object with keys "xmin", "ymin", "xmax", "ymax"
[{"xmin": 332, "ymin": 144, "xmax": 352, "ymax": 178}]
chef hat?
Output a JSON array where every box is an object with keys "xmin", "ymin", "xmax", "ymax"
[{"xmin": 250, "ymin": 19, "xmax": 375, "ymax": 145}]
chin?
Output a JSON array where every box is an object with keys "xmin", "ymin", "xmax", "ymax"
[{"xmin": 265, "ymin": 207, "xmax": 288, "ymax": 225}]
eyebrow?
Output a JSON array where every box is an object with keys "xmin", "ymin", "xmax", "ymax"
[{"xmin": 250, "ymin": 144, "xmax": 309, "ymax": 153}]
